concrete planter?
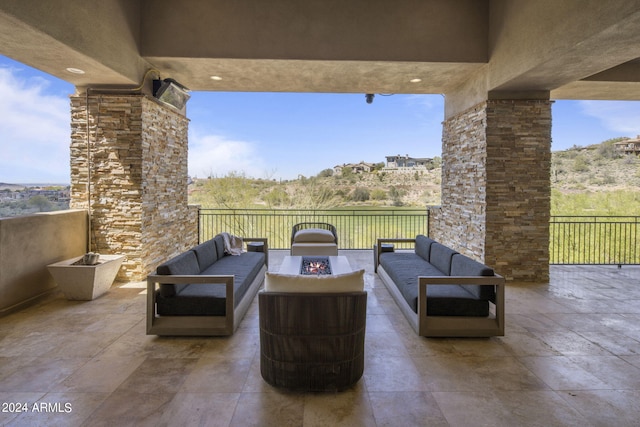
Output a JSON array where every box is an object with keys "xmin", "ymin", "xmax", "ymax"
[{"xmin": 47, "ymin": 254, "xmax": 125, "ymax": 300}]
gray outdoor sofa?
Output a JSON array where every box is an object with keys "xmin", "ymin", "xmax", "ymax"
[
  {"xmin": 147, "ymin": 233, "xmax": 268, "ymax": 336},
  {"xmin": 375, "ymin": 235, "xmax": 504, "ymax": 337}
]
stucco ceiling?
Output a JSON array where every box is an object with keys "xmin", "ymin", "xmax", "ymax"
[{"xmin": 1, "ymin": 0, "xmax": 640, "ymax": 112}]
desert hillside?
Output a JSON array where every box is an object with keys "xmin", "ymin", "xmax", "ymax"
[
  {"xmin": 190, "ymin": 165, "xmax": 442, "ymax": 209},
  {"xmin": 551, "ymin": 142, "xmax": 640, "ymax": 192},
  {"xmin": 190, "ymin": 140, "xmax": 640, "ymax": 211}
]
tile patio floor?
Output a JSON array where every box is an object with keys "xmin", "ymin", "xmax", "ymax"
[{"xmin": 1, "ymin": 251, "xmax": 640, "ymax": 426}]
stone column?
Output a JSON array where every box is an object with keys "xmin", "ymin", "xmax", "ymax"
[
  {"xmin": 70, "ymin": 93, "xmax": 198, "ymax": 281},
  {"xmin": 432, "ymin": 98, "xmax": 551, "ymax": 282}
]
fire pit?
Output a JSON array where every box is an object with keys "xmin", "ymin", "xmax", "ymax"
[{"xmin": 300, "ymin": 256, "xmax": 332, "ymax": 275}]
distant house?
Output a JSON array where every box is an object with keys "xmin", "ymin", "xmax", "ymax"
[
  {"xmin": 334, "ymin": 161, "xmax": 376, "ymax": 175},
  {"xmin": 614, "ymin": 136, "xmax": 640, "ymax": 155},
  {"xmin": 383, "ymin": 154, "xmax": 432, "ymax": 172}
]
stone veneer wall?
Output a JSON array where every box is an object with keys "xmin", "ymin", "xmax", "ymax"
[
  {"xmin": 433, "ymin": 99, "xmax": 551, "ymax": 282},
  {"xmin": 431, "ymin": 103, "xmax": 488, "ymax": 259},
  {"xmin": 70, "ymin": 94, "xmax": 197, "ymax": 281}
]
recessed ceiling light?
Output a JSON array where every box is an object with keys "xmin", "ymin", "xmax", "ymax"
[
  {"xmin": 409, "ymin": 78, "xmax": 422, "ymax": 83},
  {"xmin": 66, "ymin": 67, "xmax": 85, "ymax": 74},
  {"xmin": 210, "ymin": 75, "xmax": 223, "ymax": 81}
]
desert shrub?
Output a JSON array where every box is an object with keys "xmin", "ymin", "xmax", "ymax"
[
  {"xmin": 596, "ymin": 137, "xmax": 627, "ymax": 160},
  {"xmin": 350, "ymin": 187, "xmax": 370, "ymax": 202},
  {"xmin": 291, "ymin": 183, "xmax": 338, "ymax": 209},
  {"xmin": 389, "ymin": 186, "xmax": 405, "ymax": 206},
  {"xmin": 317, "ymin": 168, "xmax": 334, "ymax": 178},
  {"xmin": 263, "ymin": 187, "xmax": 290, "ymax": 207},
  {"xmin": 430, "ymin": 157, "xmax": 442, "ymax": 170},
  {"xmin": 341, "ymin": 168, "xmax": 354, "ymax": 178},
  {"xmin": 562, "ymin": 149, "xmax": 579, "ymax": 159},
  {"xmin": 573, "ymin": 155, "xmax": 589, "ymax": 172},
  {"xmin": 595, "ymin": 144, "xmax": 614, "ymax": 160},
  {"xmin": 599, "ymin": 173, "xmax": 616, "ymax": 185},
  {"xmin": 27, "ymin": 195, "xmax": 53, "ymax": 212},
  {"xmin": 370, "ymin": 189, "xmax": 387, "ymax": 200},
  {"xmin": 191, "ymin": 171, "xmax": 259, "ymax": 208}
]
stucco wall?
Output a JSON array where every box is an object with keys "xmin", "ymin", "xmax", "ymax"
[{"xmin": 0, "ymin": 210, "xmax": 87, "ymax": 315}]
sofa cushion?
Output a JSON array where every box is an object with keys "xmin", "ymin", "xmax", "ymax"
[
  {"xmin": 450, "ymin": 253, "xmax": 494, "ymax": 276},
  {"xmin": 157, "ymin": 251, "xmax": 266, "ymax": 316},
  {"xmin": 293, "ymin": 228, "xmax": 336, "ymax": 243},
  {"xmin": 415, "ymin": 235, "xmax": 436, "ymax": 262},
  {"xmin": 379, "ymin": 252, "xmax": 444, "ymax": 308},
  {"xmin": 264, "ymin": 269, "xmax": 365, "ymax": 293},
  {"xmin": 156, "ymin": 251, "xmax": 200, "ymax": 297},
  {"xmin": 156, "ymin": 283, "xmax": 228, "ymax": 316},
  {"xmin": 213, "ymin": 234, "xmax": 226, "ymax": 259},
  {"xmin": 192, "ymin": 239, "xmax": 218, "ymax": 272},
  {"xmin": 379, "ymin": 252, "xmax": 489, "ymax": 316},
  {"xmin": 450, "ymin": 254, "xmax": 497, "ymax": 301},
  {"xmin": 291, "ymin": 243, "xmax": 338, "ymax": 256},
  {"xmin": 429, "ymin": 242, "xmax": 458, "ymax": 275},
  {"xmin": 421, "ymin": 285, "xmax": 489, "ymax": 316},
  {"xmin": 201, "ymin": 251, "xmax": 266, "ymax": 305}
]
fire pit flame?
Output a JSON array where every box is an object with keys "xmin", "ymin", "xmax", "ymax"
[{"xmin": 300, "ymin": 257, "xmax": 332, "ymax": 275}]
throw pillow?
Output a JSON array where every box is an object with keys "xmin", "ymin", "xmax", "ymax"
[{"xmin": 293, "ymin": 228, "xmax": 335, "ymax": 243}]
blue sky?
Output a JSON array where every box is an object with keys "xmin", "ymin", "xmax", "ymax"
[{"xmin": 1, "ymin": 55, "xmax": 640, "ymax": 184}]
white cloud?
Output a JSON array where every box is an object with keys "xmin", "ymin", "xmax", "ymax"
[
  {"xmin": 579, "ymin": 100, "xmax": 640, "ymax": 136},
  {"xmin": 0, "ymin": 67, "xmax": 71, "ymax": 183},
  {"xmin": 405, "ymin": 94, "xmax": 442, "ymax": 110},
  {"xmin": 188, "ymin": 132, "xmax": 267, "ymax": 179}
]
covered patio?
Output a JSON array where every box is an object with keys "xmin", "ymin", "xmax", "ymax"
[
  {"xmin": 2, "ymin": 2, "xmax": 640, "ymax": 425},
  {"xmin": 2, "ymin": 1, "xmax": 640, "ymax": 285},
  {"xmin": 1, "ymin": 251, "xmax": 640, "ymax": 426}
]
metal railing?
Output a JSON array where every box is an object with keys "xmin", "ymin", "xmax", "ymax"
[
  {"xmin": 198, "ymin": 210, "xmax": 640, "ymax": 265},
  {"xmin": 198, "ymin": 208, "xmax": 428, "ymax": 250},
  {"xmin": 550, "ymin": 216, "xmax": 639, "ymax": 265}
]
